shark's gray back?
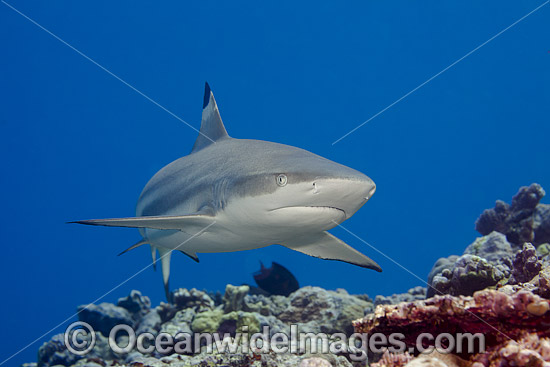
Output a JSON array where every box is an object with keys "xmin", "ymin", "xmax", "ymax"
[{"xmin": 136, "ymin": 137, "xmax": 361, "ymax": 217}]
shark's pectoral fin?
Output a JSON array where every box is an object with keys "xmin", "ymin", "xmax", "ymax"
[
  {"xmin": 280, "ymin": 231, "xmax": 382, "ymax": 272},
  {"xmin": 70, "ymin": 214, "xmax": 214, "ymax": 231},
  {"xmin": 158, "ymin": 247, "xmax": 172, "ymax": 302}
]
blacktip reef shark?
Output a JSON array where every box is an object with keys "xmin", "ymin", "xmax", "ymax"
[{"xmin": 73, "ymin": 83, "xmax": 381, "ymax": 299}]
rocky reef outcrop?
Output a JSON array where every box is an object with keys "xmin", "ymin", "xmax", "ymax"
[
  {"xmin": 427, "ymin": 184, "xmax": 550, "ymax": 298},
  {"xmin": 374, "ymin": 287, "xmax": 426, "ymax": 307},
  {"xmin": 475, "ymin": 183, "xmax": 549, "ymax": 246},
  {"xmin": 354, "ymin": 287, "xmax": 550, "ymax": 367},
  {"xmin": 354, "ymin": 289, "xmax": 550, "ymax": 349},
  {"xmin": 36, "ymin": 285, "xmax": 373, "ymax": 367}
]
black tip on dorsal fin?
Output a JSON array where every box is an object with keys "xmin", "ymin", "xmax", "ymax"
[
  {"xmin": 203, "ymin": 82, "xmax": 211, "ymax": 109},
  {"xmin": 191, "ymin": 82, "xmax": 230, "ymax": 153}
]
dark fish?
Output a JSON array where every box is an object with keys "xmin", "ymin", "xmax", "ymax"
[{"xmin": 253, "ymin": 261, "xmax": 299, "ymax": 296}]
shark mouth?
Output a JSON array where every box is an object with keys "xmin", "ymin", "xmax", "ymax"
[{"xmin": 269, "ymin": 206, "xmax": 346, "ymax": 217}]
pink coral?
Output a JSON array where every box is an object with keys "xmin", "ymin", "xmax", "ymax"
[
  {"xmin": 299, "ymin": 357, "xmax": 332, "ymax": 367},
  {"xmin": 371, "ymin": 350, "xmax": 413, "ymax": 367},
  {"xmin": 354, "ymin": 289, "xmax": 550, "ymax": 364},
  {"xmin": 473, "ymin": 332, "xmax": 550, "ymax": 367}
]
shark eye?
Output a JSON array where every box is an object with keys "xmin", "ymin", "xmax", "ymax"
[{"xmin": 276, "ymin": 174, "xmax": 288, "ymax": 187}]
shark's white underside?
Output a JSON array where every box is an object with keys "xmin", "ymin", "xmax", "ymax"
[{"xmin": 144, "ymin": 204, "xmax": 346, "ymax": 254}]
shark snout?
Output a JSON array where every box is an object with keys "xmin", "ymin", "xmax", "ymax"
[
  {"xmin": 309, "ymin": 174, "xmax": 375, "ymax": 219},
  {"xmin": 364, "ymin": 179, "xmax": 376, "ymax": 201}
]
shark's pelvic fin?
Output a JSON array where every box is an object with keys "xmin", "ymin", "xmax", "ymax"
[
  {"xmin": 178, "ymin": 250, "xmax": 199, "ymax": 263},
  {"xmin": 70, "ymin": 214, "xmax": 214, "ymax": 230},
  {"xmin": 191, "ymin": 82, "xmax": 230, "ymax": 153},
  {"xmin": 158, "ymin": 247, "xmax": 172, "ymax": 301},
  {"xmin": 117, "ymin": 239, "xmax": 148, "ymax": 256},
  {"xmin": 281, "ymin": 231, "xmax": 382, "ymax": 272}
]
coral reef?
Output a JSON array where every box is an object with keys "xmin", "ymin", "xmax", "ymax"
[
  {"xmin": 531, "ymin": 266, "xmax": 550, "ymax": 299},
  {"xmin": 223, "ymin": 284, "xmax": 250, "ymax": 313},
  {"xmin": 117, "ymin": 290, "xmax": 151, "ymax": 317},
  {"xmin": 427, "ymin": 231, "xmax": 516, "ymax": 298},
  {"xmin": 371, "ymin": 349, "xmax": 413, "ymax": 367},
  {"xmin": 429, "ymin": 254, "xmax": 508, "ymax": 297},
  {"xmin": 374, "ymin": 287, "xmax": 426, "ymax": 307},
  {"xmin": 172, "ymin": 288, "xmax": 215, "ymax": 312},
  {"xmin": 36, "ymin": 286, "xmax": 371, "ymax": 367},
  {"xmin": 475, "ymin": 183, "xmax": 548, "ymax": 246},
  {"xmin": 427, "ymin": 232, "xmax": 547, "ymax": 297},
  {"xmin": 242, "ymin": 292, "xmax": 289, "ymax": 316},
  {"xmin": 277, "ymin": 287, "xmax": 372, "ymax": 335},
  {"xmin": 463, "ymin": 231, "xmax": 514, "ymax": 263},
  {"xmin": 535, "ymin": 205, "xmax": 550, "ymax": 245},
  {"xmin": 354, "ymin": 289, "xmax": 550, "ymax": 366},
  {"xmin": 77, "ymin": 303, "xmax": 133, "ymax": 337},
  {"xmin": 355, "ymin": 289, "xmax": 550, "ymax": 342},
  {"xmin": 509, "ymin": 243, "xmax": 542, "ymax": 284},
  {"xmin": 38, "ymin": 331, "xmax": 116, "ymax": 367},
  {"xmin": 427, "ymin": 256, "xmax": 459, "ymax": 287},
  {"xmin": 396, "ymin": 351, "xmax": 469, "ymax": 367},
  {"xmin": 471, "ymin": 331, "xmax": 550, "ymax": 367}
]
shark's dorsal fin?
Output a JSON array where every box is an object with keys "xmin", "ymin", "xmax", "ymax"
[{"xmin": 191, "ymin": 82, "xmax": 229, "ymax": 153}]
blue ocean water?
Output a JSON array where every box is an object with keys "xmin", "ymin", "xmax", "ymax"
[{"xmin": 1, "ymin": 1, "xmax": 548, "ymax": 365}]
